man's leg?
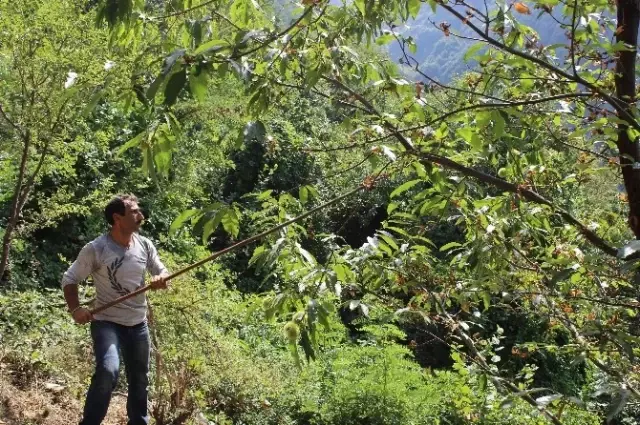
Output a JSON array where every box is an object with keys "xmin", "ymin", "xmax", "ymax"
[
  {"xmin": 121, "ymin": 320, "xmax": 150, "ymax": 425},
  {"xmin": 80, "ymin": 321, "xmax": 121, "ymax": 425}
]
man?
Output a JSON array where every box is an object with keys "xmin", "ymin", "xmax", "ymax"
[{"xmin": 62, "ymin": 194, "xmax": 170, "ymax": 425}]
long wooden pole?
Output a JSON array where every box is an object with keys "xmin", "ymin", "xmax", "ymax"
[{"xmin": 90, "ymin": 185, "xmax": 364, "ymax": 315}]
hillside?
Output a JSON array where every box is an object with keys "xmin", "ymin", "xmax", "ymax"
[{"xmin": 389, "ymin": 0, "xmax": 573, "ymax": 81}]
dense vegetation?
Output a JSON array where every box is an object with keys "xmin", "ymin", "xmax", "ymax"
[{"xmin": 2, "ymin": 0, "xmax": 640, "ymax": 424}]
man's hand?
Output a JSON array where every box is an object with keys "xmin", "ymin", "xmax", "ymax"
[
  {"xmin": 72, "ymin": 307, "xmax": 93, "ymax": 325},
  {"xmin": 150, "ymin": 273, "xmax": 170, "ymax": 290}
]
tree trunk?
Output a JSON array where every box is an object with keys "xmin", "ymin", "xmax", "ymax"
[
  {"xmin": 615, "ymin": 0, "xmax": 640, "ymax": 238},
  {"xmin": 0, "ymin": 131, "xmax": 30, "ymax": 283}
]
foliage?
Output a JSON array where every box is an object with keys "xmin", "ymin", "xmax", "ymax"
[{"xmin": 4, "ymin": 0, "xmax": 640, "ymax": 424}]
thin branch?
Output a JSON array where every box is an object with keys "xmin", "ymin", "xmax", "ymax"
[
  {"xmin": 155, "ymin": 0, "xmax": 217, "ymax": 19},
  {"xmin": 438, "ymin": 3, "xmax": 639, "ymax": 131},
  {"xmin": 427, "ymin": 17, "xmax": 486, "ymax": 43},
  {"xmin": 210, "ymin": 10, "xmax": 243, "ymax": 31},
  {"xmin": 483, "ymin": 0, "xmax": 490, "ymax": 35},
  {"xmin": 545, "ymin": 124, "xmax": 611, "ymax": 161},
  {"xmin": 391, "ymin": 28, "xmax": 514, "ymax": 105},
  {"xmin": 0, "ymin": 104, "xmax": 23, "ymax": 135},
  {"xmin": 397, "ymin": 92, "xmax": 594, "ymax": 138},
  {"xmin": 570, "ymin": 0, "xmax": 579, "ymax": 77},
  {"xmin": 229, "ymin": 6, "xmax": 314, "ymax": 60},
  {"xmin": 323, "ymin": 153, "xmax": 374, "ymax": 180},
  {"xmin": 469, "ymin": 68, "xmax": 575, "ymax": 83}
]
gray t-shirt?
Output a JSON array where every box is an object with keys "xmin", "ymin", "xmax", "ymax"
[{"xmin": 61, "ymin": 233, "xmax": 168, "ymax": 326}]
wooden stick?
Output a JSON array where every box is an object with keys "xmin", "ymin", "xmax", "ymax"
[{"xmin": 90, "ymin": 185, "xmax": 364, "ymax": 315}]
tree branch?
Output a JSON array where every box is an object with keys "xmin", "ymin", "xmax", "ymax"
[
  {"xmin": 544, "ymin": 124, "xmax": 612, "ymax": 161},
  {"xmin": 438, "ymin": 2, "xmax": 640, "ymax": 131},
  {"xmin": 0, "ymin": 104, "xmax": 23, "ymax": 136},
  {"xmin": 322, "ymin": 75, "xmax": 618, "ymax": 257},
  {"xmin": 155, "ymin": 0, "xmax": 218, "ymax": 19},
  {"xmin": 570, "ymin": 0, "xmax": 579, "ymax": 77},
  {"xmin": 229, "ymin": 6, "xmax": 314, "ymax": 60}
]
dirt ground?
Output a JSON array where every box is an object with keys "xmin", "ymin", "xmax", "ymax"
[{"xmin": 0, "ymin": 365, "xmax": 127, "ymax": 425}]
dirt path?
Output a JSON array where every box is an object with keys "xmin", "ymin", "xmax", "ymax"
[{"xmin": 0, "ymin": 369, "xmax": 127, "ymax": 425}]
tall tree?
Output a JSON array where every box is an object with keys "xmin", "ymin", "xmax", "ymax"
[{"xmin": 0, "ymin": 0, "xmax": 132, "ymax": 281}]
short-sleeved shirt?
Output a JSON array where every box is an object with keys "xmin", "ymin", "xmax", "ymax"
[{"xmin": 61, "ymin": 233, "xmax": 168, "ymax": 326}]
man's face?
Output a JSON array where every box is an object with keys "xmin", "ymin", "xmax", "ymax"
[{"xmin": 114, "ymin": 200, "xmax": 144, "ymax": 233}]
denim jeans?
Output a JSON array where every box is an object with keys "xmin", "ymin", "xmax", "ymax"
[{"xmin": 79, "ymin": 320, "xmax": 150, "ymax": 425}]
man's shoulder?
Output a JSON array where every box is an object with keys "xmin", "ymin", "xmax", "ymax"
[
  {"xmin": 133, "ymin": 233, "xmax": 156, "ymax": 249},
  {"xmin": 88, "ymin": 234, "xmax": 109, "ymax": 248}
]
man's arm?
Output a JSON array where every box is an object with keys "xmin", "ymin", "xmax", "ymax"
[
  {"xmin": 62, "ymin": 243, "xmax": 96, "ymax": 324},
  {"xmin": 63, "ymin": 284, "xmax": 81, "ymax": 312},
  {"xmin": 145, "ymin": 239, "xmax": 170, "ymax": 290}
]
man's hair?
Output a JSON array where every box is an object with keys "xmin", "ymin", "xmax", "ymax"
[{"xmin": 104, "ymin": 194, "xmax": 138, "ymax": 225}]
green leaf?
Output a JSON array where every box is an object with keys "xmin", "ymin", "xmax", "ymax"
[
  {"xmin": 145, "ymin": 146, "xmax": 159, "ymax": 184},
  {"xmin": 193, "ymin": 39, "xmax": 228, "ymax": 55},
  {"xmin": 332, "ymin": 264, "xmax": 349, "ymax": 282},
  {"xmin": 202, "ymin": 209, "xmax": 225, "ymax": 244},
  {"xmin": 317, "ymin": 304, "xmax": 331, "ymax": 330},
  {"xmin": 428, "ymin": 0, "xmax": 437, "ymax": 12},
  {"xmin": 221, "ymin": 207, "xmax": 240, "ymax": 238},
  {"xmin": 463, "ymin": 43, "xmax": 484, "ymax": 62},
  {"xmin": 117, "ymin": 130, "xmax": 145, "ymax": 155},
  {"xmin": 440, "ymin": 242, "xmax": 462, "ymax": 252},
  {"xmin": 478, "ymin": 374, "xmax": 487, "ymax": 392},
  {"xmin": 147, "ymin": 49, "xmax": 186, "ymax": 101},
  {"xmin": 376, "ymin": 33, "xmax": 395, "ymax": 45},
  {"xmin": 549, "ymin": 268, "xmax": 574, "ymax": 285},
  {"xmin": 457, "ymin": 127, "xmax": 482, "ymax": 151},
  {"xmin": 288, "ymin": 342, "xmax": 301, "ymax": 368},
  {"xmin": 153, "ymin": 127, "xmax": 173, "ymax": 176},
  {"xmin": 627, "ymin": 127, "xmax": 640, "ymax": 142},
  {"xmin": 492, "ymin": 111, "xmax": 505, "ymax": 139},
  {"xmin": 164, "ymin": 68, "xmax": 187, "ymax": 106},
  {"xmin": 299, "ymin": 329, "xmax": 316, "ymax": 361},
  {"xmin": 249, "ymin": 245, "xmax": 266, "ymax": 266},
  {"xmin": 378, "ymin": 233, "xmax": 399, "ymax": 251},
  {"xmin": 390, "ymin": 179, "xmax": 421, "ymax": 198},
  {"xmin": 169, "ymin": 209, "xmax": 200, "ymax": 235},
  {"xmin": 307, "ymin": 299, "xmax": 318, "ymax": 327},
  {"xmin": 407, "ymin": 0, "xmax": 421, "ymax": 18},
  {"xmin": 407, "ymin": 38, "xmax": 417, "ymax": 54},
  {"xmin": 230, "ymin": 0, "xmax": 252, "ymax": 27},
  {"xmin": 299, "ymin": 186, "xmax": 309, "ymax": 205},
  {"xmin": 481, "ymin": 292, "xmax": 491, "ymax": 311},
  {"xmin": 189, "ymin": 66, "xmax": 208, "ymax": 102},
  {"xmin": 354, "ymin": 0, "xmax": 365, "ymax": 16}
]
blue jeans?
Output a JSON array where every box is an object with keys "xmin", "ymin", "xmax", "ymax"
[{"xmin": 80, "ymin": 320, "xmax": 150, "ymax": 425}]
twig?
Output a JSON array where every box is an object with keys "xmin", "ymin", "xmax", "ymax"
[
  {"xmin": 229, "ymin": 6, "xmax": 314, "ymax": 60},
  {"xmin": 155, "ymin": 0, "xmax": 218, "ymax": 19},
  {"xmin": 570, "ymin": 0, "xmax": 579, "ymax": 77},
  {"xmin": 0, "ymin": 104, "xmax": 23, "ymax": 135}
]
